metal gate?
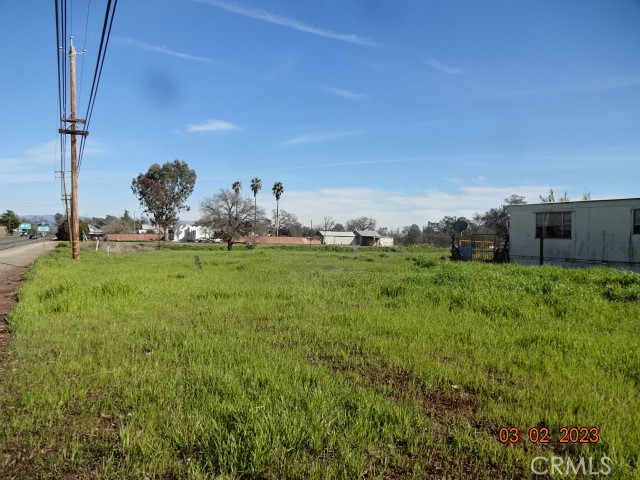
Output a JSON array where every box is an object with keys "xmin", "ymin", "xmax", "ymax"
[{"xmin": 459, "ymin": 234, "xmax": 509, "ymax": 262}]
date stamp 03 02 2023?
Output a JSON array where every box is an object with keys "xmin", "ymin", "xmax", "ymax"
[{"xmin": 498, "ymin": 426, "xmax": 601, "ymax": 445}]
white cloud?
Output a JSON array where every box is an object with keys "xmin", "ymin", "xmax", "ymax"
[
  {"xmin": 195, "ymin": 0, "xmax": 380, "ymax": 47},
  {"xmin": 324, "ymin": 87, "xmax": 367, "ymax": 101},
  {"xmin": 281, "ymin": 130, "xmax": 363, "ymax": 146},
  {"xmin": 116, "ymin": 37, "xmax": 212, "ymax": 63},
  {"xmin": 424, "ymin": 58, "xmax": 465, "ymax": 75},
  {"xmin": 185, "ymin": 119, "xmax": 239, "ymax": 133},
  {"xmin": 282, "ymin": 184, "xmax": 548, "ymax": 229},
  {"xmin": 0, "ymin": 139, "xmax": 106, "ymax": 185}
]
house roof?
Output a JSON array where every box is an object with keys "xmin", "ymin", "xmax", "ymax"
[
  {"xmin": 317, "ymin": 230, "xmax": 356, "ymax": 237},
  {"xmin": 355, "ymin": 230, "xmax": 381, "ymax": 238},
  {"xmin": 508, "ymin": 197, "xmax": 640, "ymax": 209}
]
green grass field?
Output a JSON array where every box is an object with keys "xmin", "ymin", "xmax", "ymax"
[{"xmin": 1, "ymin": 243, "xmax": 639, "ymax": 479}]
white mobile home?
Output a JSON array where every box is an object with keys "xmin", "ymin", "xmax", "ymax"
[
  {"xmin": 316, "ymin": 230, "xmax": 394, "ymax": 247},
  {"xmin": 316, "ymin": 231, "xmax": 356, "ymax": 245},
  {"xmin": 507, "ymin": 198, "xmax": 640, "ymax": 272}
]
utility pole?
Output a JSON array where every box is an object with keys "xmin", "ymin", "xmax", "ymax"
[{"xmin": 59, "ymin": 38, "xmax": 88, "ymax": 260}]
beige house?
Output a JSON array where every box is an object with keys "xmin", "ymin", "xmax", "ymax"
[{"xmin": 507, "ymin": 198, "xmax": 640, "ymax": 272}]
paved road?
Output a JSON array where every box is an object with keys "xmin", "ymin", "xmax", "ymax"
[
  {"xmin": 0, "ymin": 238, "xmax": 57, "ymax": 272},
  {"xmin": 0, "ymin": 236, "xmax": 31, "ymax": 252}
]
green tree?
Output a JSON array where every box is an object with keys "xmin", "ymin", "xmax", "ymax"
[
  {"xmin": 401, "ymin": 224, "xmax": 422, "ymax": 245},
  {"xmin": 474, "ymin": 195, "xmax": 526, "ymax": 236},
  {"xmin": 56, "ymin": 219, "xmax": 89, "ymax": 241},
  {"xmin": 272, "ymin": 181, "xmax": 284, "ymax": 236},
  {"xmin": 0, "ymin": 210, "xmax": 20, "ymax": 235},
  {"xmin": 250, "ymin": 177, "xmax": 262, "ymax": 234},
  {"xmin": 131, "ymin": 160, "xmax": 196, "ymax": 240},
  {"xmin": 200, "ymin": 188, "xmax": 266, "ymax": 250}
]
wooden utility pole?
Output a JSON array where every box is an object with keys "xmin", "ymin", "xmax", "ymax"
[
  {"xmin": 59, "ymin": 38, "xmax": 88, "ymax": 259},
  {"xmin": 69, "ymin": 42, "xmax": 80, "ymax": 259}
]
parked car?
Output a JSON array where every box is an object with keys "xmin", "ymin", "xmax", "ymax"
[{"xmin": 29, "ymin": 234, "xmax": 37, "ymax": 239}]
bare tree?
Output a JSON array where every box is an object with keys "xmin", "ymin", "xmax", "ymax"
[
  {"xmin": 345, "ymin": 216, "xmax": 377, "ymax": 231},
  {"xmin": 539, "ymin": 189, "xmax": 569, "ymax": 203},
  {"xmin": 272, "ymin": 209, "xmax": 302, "ymax": 236},
  {"xmin": 200, "ymin": 188, "xmax": 266, "ymax": 250},
  {"xmin": 321, "ymin": 216, "xmax": 336, "ymax": 231}
]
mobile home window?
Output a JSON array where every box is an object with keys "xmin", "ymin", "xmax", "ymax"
[
  {"xmin": 535, "ymin": 212, "xmax": 572, "ymax": 239},
  {"xmin": 634, "ymin": 209, "xmax": 640, "ymax": 235}
]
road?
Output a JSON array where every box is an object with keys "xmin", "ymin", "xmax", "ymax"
[
  {"xmin": 0, "ymin": 236, "xmax": 32, "ymax": 251},
  {"xmin": 0, "ymin": 237, "xmax": 57, "ymax": 274}
]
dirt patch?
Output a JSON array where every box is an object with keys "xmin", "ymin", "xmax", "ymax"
[
  {"xmin": 309, "ymin": 353, "xmax": 478, "ymax": 419},
  {"xmin": 0, "ymin": 266, "xmax": 26, "ymax": 359},
  {"xmin": 95, "ymin": 242, "xmax": 156, "ymax": 254}
]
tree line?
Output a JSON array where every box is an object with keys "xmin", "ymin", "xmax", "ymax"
[{"xmin": 1, "ymin": 157, "xmax": 592, "ymax": 249}]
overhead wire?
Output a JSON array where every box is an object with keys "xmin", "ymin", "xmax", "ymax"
[
  {"xmin": 55, "ymin": 0, "xmax": 70, "ymax": 218},
  {"xmin": 78, "ymin": 0, "xmax": 92, "ymax": 102},
  {"xmin": 79, "ymin": 0, "xmax": 118, "ymax": 171},
  {"xmin": 56, "ymin": 0, "xmax": 118, "ymax": 181}
]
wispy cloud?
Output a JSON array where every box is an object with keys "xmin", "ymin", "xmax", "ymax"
[
  {"xmin": 185, "ymin": 119, "xmax": 239, "ymax": 133},
  {"xmin": 195, "ymin": 0, "xmax": 380, "ymax": 47},
  {"xmin": 424, "ymin": 58, "xmax": 465, "ymax": 75},
  {"xmin": 481, "ymin": 74, "xmax": 640, "ymax": 99},
  {"xmin": 0, "ymin": 140, "xmax": 64, "ymax": 184},
  {"xmin": 116, "ymin": 37, "xmax": 211, "ymax": 63},
  {"xmin": 324, "ymin": 87, "xmax": 367, "ymax": 101},
  {"xmin": 281, "ymin": 130, "xmax": 363, "ymax": 146}
]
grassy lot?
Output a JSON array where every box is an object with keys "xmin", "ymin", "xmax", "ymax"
[{"xmin": 1, "ymin": 243, "xmax": 639, "ymax": 479}]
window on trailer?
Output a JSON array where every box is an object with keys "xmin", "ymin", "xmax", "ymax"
[
  {"xmin": 535, "ymin": 212, "xmax": 572, "ymax": 239},
  {"xmin": 634, "ymin": 209, "xmax": 640, "ymax": 235}
]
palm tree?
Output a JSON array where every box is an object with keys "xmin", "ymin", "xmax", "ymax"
[
  {"xmin": 232, "ymin": 181, "xmax": 242, "ymax": 218},
  {"xmin": 250, "ymin": 177, "xmax": 262, "ymax": 235},
  {"xmin": 272, "ymin": 181, "xmax": 284, "ymax": 236}
]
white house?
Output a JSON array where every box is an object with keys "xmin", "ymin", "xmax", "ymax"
[
  {"xmin": 507, "ymin": 198, "xmax": 640, "ymax": 272},
  {"xmin": 317, "ymin": 231, "xmax": 356, "ymax": 245},
  {"xmin": 169, "ymin": 224, "xmax": 211, "ymax": 242}
]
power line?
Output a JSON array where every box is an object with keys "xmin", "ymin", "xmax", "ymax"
[
  {"xmin": 79, "ymin": 0, "xmax": 118, "ymax": 170},
  {"xmin": 78, "ymin": 0, "xmax": 92, "ymax": 104},
  {"xmin": 55, "ymin": 0, "xmax": 118, "ymax": 259}
]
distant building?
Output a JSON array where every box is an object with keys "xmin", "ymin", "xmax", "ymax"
[
  {"xmin": 317, "ymin": 230, "xmax": 394, "ymax": 247},
  {"xmin": 507, "ymin": 198, "xmax": 640, "ymax": 272},
  {"xmin": 168, "ymin": 224, "xmax": 211, "ymax": 242},
  {"xmin": 355, "ymin": 230, "xmax": 381, "ymax": 246},
  {"xmin": 317, "ymin": 231, "xmax": 356, "ymax": 245},
  {"xmin": 87, "ymin": 225, "xmax": 105, "ymax": 240}
]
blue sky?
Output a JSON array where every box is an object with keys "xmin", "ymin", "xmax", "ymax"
[{"xmin": 1, "ymin": 0, "xmax": 639, "ymax": 230}]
